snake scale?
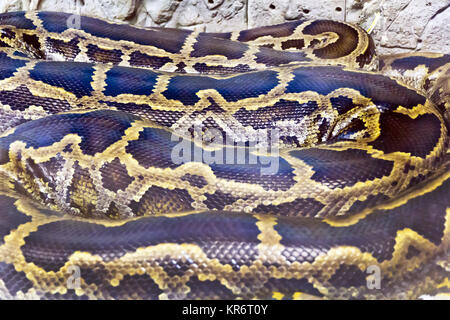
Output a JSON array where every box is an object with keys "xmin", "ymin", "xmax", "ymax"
[{"xmin": 0, "ymin": 11, "xmax": 449, "ymax": 300}]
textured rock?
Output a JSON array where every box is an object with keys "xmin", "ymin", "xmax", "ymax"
[
  {"xmin": 132, "ymin": 0, "xmax": 247, "ymax": 31},
  {"xmin": 0, "ymin": 0, "xmax": 448, "ymax": 54},
  {"xmin": 346, "ymin": 0, "xmax": 450, "ymax": 54},
  {"xmin": 248, "ymin": 0, "xmax": 346, "ymax": 27},
  {"xmin": 417, "ymin": 4, "xmax": 450, "ymax": 53},
  {"xmin": 0, "ymin": 0, "xmax": 137, "ymax": 20}
]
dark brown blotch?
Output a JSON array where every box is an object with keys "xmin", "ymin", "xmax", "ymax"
[
  {"xmin": 281, "ymin": 39, "xmax": 305, "ymax": 50},
  {"xmin": 100, "ymin": 157, "xmax": 134, "ymax": 193},
  {"xmin": 46, "ymin": 37, "xmax": 81, "ymax": 61},
  {"xmin": 0, "ymin": 39, "xmax": 10, "ymax": 47},
  {"xmin": 22, "ymin": 33, "xmax": 44, "ymax": 58},
  {"xmin": 128, "ymin": 51, "xmax": 172, "ymax": 69},
  {"xmin": 203, "ymin": 190, "xmax": 241, "ymax": 210},
  {"xmin": 86, "ymin": 43, "xmax": 122, "ymax": 65},
  {"xmin": 129, "ymin": 185, "xmax": 194, "ymax": 216},
  {"xmin": 0, "ymin": 28, "xmax": 16, "ymax": 39},
  {"xmin": 0, "ymin": 85, "xmax": 72, "ymax": 113},
  {"xmin": 369, "ymin": 113, "xmax": 442, "ymax": 158}
]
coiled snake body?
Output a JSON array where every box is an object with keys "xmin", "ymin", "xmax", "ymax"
[{"xmin": 0, "ymin": 11, "xmax": 448, "ymax": 299}]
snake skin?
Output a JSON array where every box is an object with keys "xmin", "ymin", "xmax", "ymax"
[{"xmin": 0, "ymin": 11, "xmax": 449, "ymax": 300}]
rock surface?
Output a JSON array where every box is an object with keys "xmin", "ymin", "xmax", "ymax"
[{"xmin": 0, "ymin": 0, "xmax": 448, "ymax": 54}]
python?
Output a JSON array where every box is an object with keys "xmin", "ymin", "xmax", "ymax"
[{"xmin": 0, "ymin": 11, "xmax": 448, "ymax": 299}]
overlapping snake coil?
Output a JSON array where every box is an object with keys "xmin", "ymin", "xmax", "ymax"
[{"xmin": 0, "ymin": 11, "xmax": 448, "ymax": 300}]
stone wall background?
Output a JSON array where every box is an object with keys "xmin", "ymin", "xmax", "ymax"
[{"xmin": 0, "ymin": 0, "xmax": 448, "ymax": 55}]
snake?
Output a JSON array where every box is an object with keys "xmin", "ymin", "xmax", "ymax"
[{"xmin": 0, "ymin": 11, "xmax": 448, "ymax": 300}]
